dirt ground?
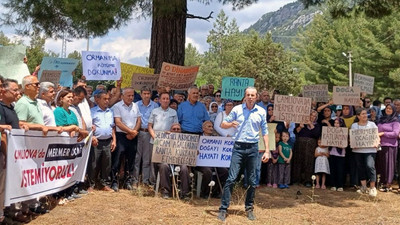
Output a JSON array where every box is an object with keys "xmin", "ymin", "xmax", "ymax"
[{"xmin": 21, "ymin": 183, "xmax": 400, "ymax": 225}]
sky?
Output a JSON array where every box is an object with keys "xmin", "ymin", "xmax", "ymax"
[{"xmin": 1, "ymin": 0, "xmax": 296, "ymax": 66}]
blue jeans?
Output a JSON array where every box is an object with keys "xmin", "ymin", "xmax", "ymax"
[{"xmin": 220, "ymin": 142, "xmax": 258, "ymax": 211}]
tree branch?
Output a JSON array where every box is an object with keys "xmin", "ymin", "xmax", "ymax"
[{"xmin": 186, "ymin": 11, "xmax": 213, "ymax": 21}]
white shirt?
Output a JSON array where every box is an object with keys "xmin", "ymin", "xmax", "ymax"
[
  {"xmin": 37, "ymin": 98, "xmax": 56, "ymax": 126},
  {"xmin": 213, "ymin": 111, "xmax": 236, "ymax": 137},
  {"xmin": 78, "ymin": 98, "xmax": 93, "ymax": 131},
  {"xmin": 112, "ymin": 100, "xmax": 141, "ymax": 133}
]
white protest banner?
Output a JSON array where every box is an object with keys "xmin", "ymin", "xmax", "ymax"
[
  {"xmin": 39, "ymin": 70, "xmax": 61, "ymax": 84},
  {"xmin": 158, "ymin": 62, "xmax": 199, "ymax": 90},
  {"xmin": 258, "ymin": 123, "xmax": 277, "ymax": 151},
  {"xmin": 131, "ymin": 73, "xmax": 160, "ymax": 90},
  {"xmin": 151, "ymin": 132, "xmax": 199, "ymax": 166},
  {"xmin": 273, "ymin": 95, "xmax": 312, "ymax": 124},
  {"xmin": 349, "ymin": 128, "xmax": 380, "ymax": 149},
  {"xmin": 321, "ymin": 126, "xmax": 348, "ymax": 148},
  {"xmin": 82, "ymin": 51, "xmax": 121, "ymax": 80},
  {"xmin": 221, "ymin": 76, "xmax": 255, "ymax": 101},
  {"xmin": 5, "ymin": 130, "xmax": 92, "ymax": 206},
  {"xmin": 196, "ymin": 136, "xmax": 234, "ymax": 168},
  {"xmin": 354, "ymin": 73, "xmax": 374, "ymax": 94},
  {"xmin": 120, "ymin": 63, "xmax": 154, "ymax": 88},
  {"xmin": 302, "ymin": 84, "xmax": 329, "ymax": 102},
  {"xmin": 332, "ymin": 86, "xmax": 361, "ymax": 106},
  {"xmin": 0, "ymin": 45, "xmax": 30, "ymax": 84}
]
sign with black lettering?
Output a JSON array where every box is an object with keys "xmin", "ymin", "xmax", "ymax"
[
  {"xmin": 354, "ymin": 73, "xmax": 374, "ymax": 94},
  {"xmin": 273, "ymin": 95, "xmax": 312, "ymax": 124},
  {"xmin": 321, "ymin": 127, "xmax": 348, "ymax": 148},
  {"xmin": 196, "ymin": 136, "xmax": 233, "ymax": 167},
  {"xmin": 332, "ymin": 86, "xmax": 360, "ymax": 106},
  {"xmin": 349, "ymin": 128, "xmax": 380, "ymax": 148},
  {"xmin": 302, "ymin": 84, "xmax": 329, "ymax": 102},
  {"xmin": 221, "ymin": 76, "xmax": 255, "ymax": 101},
  {"xmin": 151, "ymin": 132, "xmax": 199, "ymax": 166}
]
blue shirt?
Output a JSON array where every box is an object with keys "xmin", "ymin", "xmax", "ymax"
[
  {"xmin": 225, "ymin": 103, "xmax": 268, "ymax": 143},
  {"xmin": 91, "ymin": 106, "xmax": 114, "ymax": 140},
  {"xmin": 178, "ymin": 100, "xmax": 210, "ymax": 133},
  {"xmin": 137, "ymin": 100, "xmax": 158, "ymax": 129}
]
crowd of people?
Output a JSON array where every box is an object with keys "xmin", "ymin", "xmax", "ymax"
[{"xmin": 0, "ymin": 75, "xmax": 398, "ymax": 222}]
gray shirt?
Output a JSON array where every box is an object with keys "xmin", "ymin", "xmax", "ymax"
[{"xmin": 148, "ymin": 107, "xmax": 178, "ymax": 144}]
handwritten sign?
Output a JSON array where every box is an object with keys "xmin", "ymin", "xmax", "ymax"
[
  {"xmin": 332, "ymin": 86, "xmax": 360, "ymax": 106},
  {"xmin": 38, "ymin": 57, "xmax": 79, "ymax": 87},
  {"xmin": 39, "ymin": 70, "xmax": 61, "ymax": 84},
  {"xmin": 354, "ymin": 73, "xmax": 374, "ymax": 95},
  {"xmin": 302, "ymin": 84, "xmax": 329, "ymax": 102},
  {"xmin": 131, "ymin": 73, "xmax": 160, "ymax": 90},
  {"xmin": 0, "ymin": 45, "xmax": 30, "ymax": 84},
  {"xmin": 321, "ymin": 127, "xmax": 348, "ymax": 148},
  {"xmin": 221, "ymin": 77, "xmax": 255, "ymax": 101},
  {"xmin": 158, "ymin": 62, "xmax": 199, "ymax": 90},
  {"xmin": 82, "ymin": 51, "xmax": 121, "ymax": 81},
  {"xmin": 273, "ymin": 95, "xmax": 312, "ymax": 124},
  {"xmin": 152, "ymin": 132, "xmax": 199, "ymax": 166},
  {"xmin": 349, "ymin": 128, "xmax": 380, "ymax": 148},
  {"xmin": 196, "ymin": 136, "xmax": 234, "ymax": 167},
  {"xmin": 120, "ymin": 63, "xmax": 154, "ymax": 88}
]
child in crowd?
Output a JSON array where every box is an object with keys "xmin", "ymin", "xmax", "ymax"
[
  {"xmin": 329, "ymin": 118, "xmax": 346, "ymax": 191},
  {"xmin": 278, "ymin": 131, "xmax": 292, "ymax": 189},
  {"xmin": 314, "ymin": 138, "xmax": 330, "ymax": 189},
  {"xmin": 267, "ymin": 132, "xmax": 280, "ymax": 188}
]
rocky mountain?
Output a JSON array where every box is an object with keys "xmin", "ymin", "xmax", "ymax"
[{"xmin": 244, "ymin": 1, "xmax": 324, "ymax": 49}]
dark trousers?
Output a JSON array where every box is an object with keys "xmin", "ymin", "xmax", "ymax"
[
  {"xmin": 355, "ymin": 152, "xmax": 377, "ymax": 183},
  {"xmin": 278, "ymin": 163, "xmax": 291, "ymax": 185},
  {"xmin": 345, "ymin": 147, "xmax": 359, "ymax": 186},
  {"xmin": 196, "ymin": 167, "xmax": 228, "ymax": 196},
  {"xmin": 88, "ymin": 138, "xmax": 112, "ymax": 188},
  {"xmin": 220, "ymin": 142, "xmax": 258, "ymax": 211},
  {"xmin": 158, "ymin": 163, "xmax": 190, "ymax": 196},
  {"xmin": 291, "ymin": 137, "xmax": 317, "ymax": 184},
  {"xmin": 111, "ymin": 132, "xmax": 138, "ymax": 185},
  {"xmin": 329, "ymin": 155, "xmax": 345, "ymax": 188}
]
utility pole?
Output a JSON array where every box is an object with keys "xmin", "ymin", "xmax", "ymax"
[{"xmin": 342, "ymin": 51, "xmax": 353, "ymax": 86}]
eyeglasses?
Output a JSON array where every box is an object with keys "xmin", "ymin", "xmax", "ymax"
[
  {"xmin": 171, "ymin": 128, "xmax": 181, "ymax": 132},
  {"xmin": 215, "ymin": 95, "xmax": 221, "ymax": 97},
  {"xmin": 28, "ymin": 82, "xmax": 40, "ymax": 87},
  {"xmin": 211, "ymin": 106, "xmax": 218, "ymax": 108}
]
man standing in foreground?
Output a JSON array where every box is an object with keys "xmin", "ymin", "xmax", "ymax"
[{"xmin": 217, "ymin": 87, "xmax": 270, "ymax": 221}]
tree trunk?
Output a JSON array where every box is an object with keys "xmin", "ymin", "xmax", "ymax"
[{"xmin": 150, "ymin": 0, "xmax": 187, "ymax": 74}]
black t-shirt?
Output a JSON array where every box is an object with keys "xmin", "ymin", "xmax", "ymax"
[{"xmin": 0, "ymin": 102, "xmax": 20, "ymax": 129}]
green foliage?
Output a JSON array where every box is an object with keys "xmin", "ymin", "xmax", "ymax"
[
  {"xmin": 293, "ymin": 11, "xmax": 400, "ymax": 98},
  {"xmin": 25, "ymin": 30, "xmax": 59, "ymax": 73},
  {"xmin": 0, "ymin": 31, "xmax": 11, "ymax": 46}
]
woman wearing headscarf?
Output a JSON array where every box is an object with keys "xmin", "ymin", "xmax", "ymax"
[
  {"xmin": 213, "ymin": 100, "xmax": 235, "ymax": 137},
  {"xmin": 266, "ymin": 104, "xmax": 285, "ymax": 133},
  {"xmin": 292, "ymin": 110, "xmax": 321, "ymax": 186},
  {"xmin": 376, "ymin": 103, "xmax": 400, "ymax": 192},
  {"xmin": 208, "ymin": 102, "xmax": 219, "ymax": 123},
  {"xmin": 368, "ymin": 106, "xmax": 380, "ymax": 124},
  {"xmin": 341, "ymin": 105, "xmax": 358, "ymax": 188}
]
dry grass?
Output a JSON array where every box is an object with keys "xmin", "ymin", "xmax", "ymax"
[{"xmin": 28, "ymin": 184, "xmax": 400, "ymax": 225}]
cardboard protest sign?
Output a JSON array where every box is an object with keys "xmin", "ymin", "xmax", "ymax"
[
  {"xmin": 349, "ymin": 128, "xmax": 380, "ymax": 149},
  {"xmin": 131, "ymin": 73, "xmax": 160, "ymax": 90},
  {"xmin": 221, "ymin": 77, "xmax": 255, "ymax": 101},
  {"xmin": 354, "ymin": 73, "xmax": 374, "ymax": 95},
  {"xmin": 5, "ymin": 130, "xmax": 92, "ymax": 206},
  {"xmin": 158, "ymin": 62, "xmax": 199, "ymax": 90},
  {"xmin": 321, "ymin": 127, "xmax": 348, "ymax": 148},
  {"xmin": 258, "ymin": 123, "xmax": 277, "ymax": 151},
  {"xmin": 152, "ymin": 132, "xmax": 199, "ymax": 166},
  {"xmin": 196, "ymin": 136, "xmax": 234, "ymax": 168},
  {"xmin": 332, "ymin": 86, "xmax": 361, "ymax": 106},
  {"xmin": 273, "ymin": 95, "xmax": 312, "ymax": 124},
  {"xmin": 302, "ymin": 84, "xmax": 329, "ymax": 102},
  {"xmin": 120, "ymin": 63, "xmax": 154, "ymax": 88},
  {"xmin": 82, "ymin": 51, "xmax": 121, "ymax": 81},
  {"xmin": 0, "ymin": 45, "xmax": 30, "ymax": 84},
  {"xmin": 39, "ymin": 70, "xmax": 61, "ymax": 85},
  {"xmin": 38, "ymin": 57, "xmax": 79, "ymax": 87}
]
